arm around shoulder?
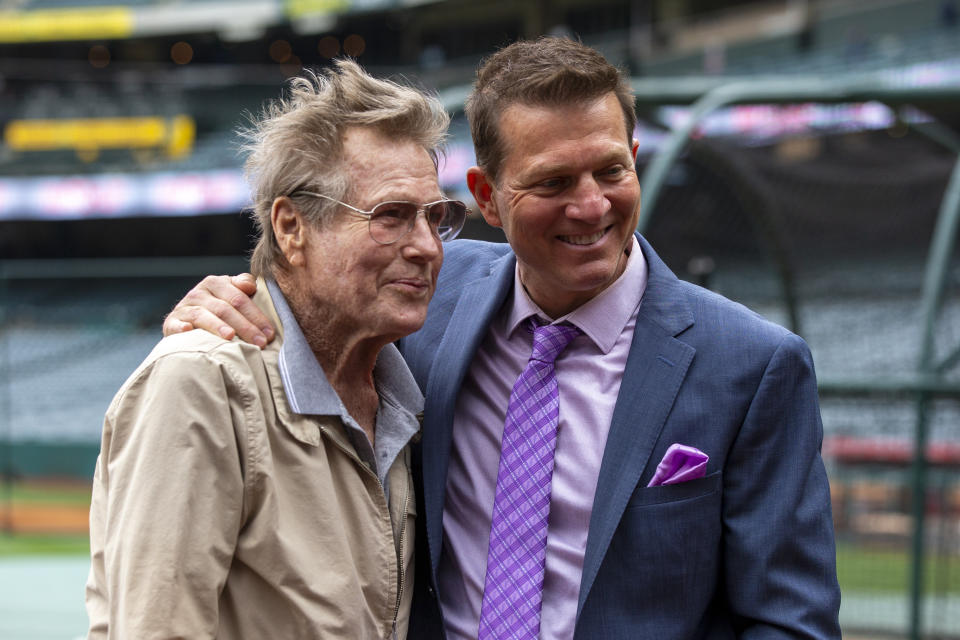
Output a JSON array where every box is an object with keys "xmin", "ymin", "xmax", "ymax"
[{"xmin": 162, "ymin": 274, "xmax": 274, "ymax": 348}]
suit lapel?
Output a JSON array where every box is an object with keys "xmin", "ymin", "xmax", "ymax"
[
  {"xmin": 577, "ymin": 234, "xmax": 696, "ymax": 616},
  {"xmin": 422, "ymin": 251, "xmax": 516, "ymax": 574}
]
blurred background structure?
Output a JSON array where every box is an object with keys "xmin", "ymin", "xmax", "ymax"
[{"xmin": 0, "ymin": 0, "xmax": 958, "ymax": 638}]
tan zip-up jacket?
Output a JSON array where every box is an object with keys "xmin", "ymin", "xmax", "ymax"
[{"xmin": 87, "ymin": 284, "xmax": 417, "ymax": 639}]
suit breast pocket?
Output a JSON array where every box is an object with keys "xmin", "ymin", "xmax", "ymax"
[
  {"xmin": 626, "ymin": 469, "xmax": 722, "ymax": 509},
  {"xmin": 601, "ymin": 471, "xmax": 723, "ymax": 616}
]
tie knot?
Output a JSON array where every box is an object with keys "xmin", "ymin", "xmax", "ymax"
[{"xmin": 528, "ymin": 319, "xmax": 581, "ymax": 364}]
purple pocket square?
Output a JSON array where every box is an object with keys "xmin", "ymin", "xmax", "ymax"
[{"xmin": 647, "ymin": 443, "xmax": 709, "ymax": 487}]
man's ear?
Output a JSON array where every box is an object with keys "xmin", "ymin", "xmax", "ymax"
[
  {"xmin": 631, "ymin": 138, "xmax": 640, "ymax": 161},
  {"xmin": 466, "ymin": 166, "xmax": 502, "ymax": 228},
  {"xmin": 271, "ymin": 197, "xmax": 306, "ymax": 267}
]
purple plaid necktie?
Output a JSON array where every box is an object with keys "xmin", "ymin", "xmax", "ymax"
[{"xmin": 478, "ymin": 318, "xmax": 581, "ymax": 640}]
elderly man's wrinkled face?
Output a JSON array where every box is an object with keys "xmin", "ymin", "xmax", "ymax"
[{"xmin": 300, "ymin": 127, "xmax": 444, "ymax": 342}]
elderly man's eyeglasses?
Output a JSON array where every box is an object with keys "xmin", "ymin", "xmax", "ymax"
[{"xmin": 290, "ymin": 190, "xmax": 469, "ymax": 245}]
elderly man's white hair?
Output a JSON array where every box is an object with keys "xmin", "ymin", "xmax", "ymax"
[{"xmin": 242, "ymin": 58, "xmax": 449, "ymax": 278}]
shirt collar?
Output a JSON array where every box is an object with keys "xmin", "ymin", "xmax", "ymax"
[
  {"xmin": 506, "ymin": 235, "xmax": 647, "ymax": 354},
  {"xmin": 266, "ymin": 278, "xmax": 424, "ymax": 421}
]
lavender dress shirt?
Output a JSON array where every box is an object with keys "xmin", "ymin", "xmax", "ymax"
[{"xmin": 438, "ymin": 237, "xmax": 648, "ymax": 640}]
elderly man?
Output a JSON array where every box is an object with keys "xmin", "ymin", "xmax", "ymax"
[
  {"xmin": 86, "ymin": 59, "xmax": 467, "ymax": 639},
  {"xmin": 164, "ymin": 39, "xmax": 841, "ymax": 639}
]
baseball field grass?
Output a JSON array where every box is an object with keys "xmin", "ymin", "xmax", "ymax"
[
  {"xmin": 0, "ymin": 532, "xmax": 89, "ymax": 555},
  {"xmin": 0, "ymin": 479, "xmax": 958, "ymax": 597},
  {"xmin": 0, "ymin": 479, "xmax": 90, "ymax": 556},
  {"xmin": 836, "ymin": 542, "xmax": 960, "ymax": 594}
]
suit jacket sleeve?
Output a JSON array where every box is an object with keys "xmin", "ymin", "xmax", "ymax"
[{"xmin": 722, "ymin": 332, "xmax": 840, "ymax": 638}]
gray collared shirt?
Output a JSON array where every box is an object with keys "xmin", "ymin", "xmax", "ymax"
[{"xmin": 266, "ymin": 279, "xmax": 422, "ymax": 494}]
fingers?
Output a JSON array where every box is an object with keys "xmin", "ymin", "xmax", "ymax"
[
  {"xmin": 162, "ymin": 274, "xmax": 276, "ymax": 348},
  {"xmin": 230, "ymin": 273, "xmax": 258, "ymax": 296},
  {"xmin": 162, "ymin": 315, "xmax": 196, "ymax": 335}
]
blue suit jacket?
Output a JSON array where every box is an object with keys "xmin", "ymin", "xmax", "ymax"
[{"xmin": 400, "ymin": 233, "xmax": 841, "ymax": 639}]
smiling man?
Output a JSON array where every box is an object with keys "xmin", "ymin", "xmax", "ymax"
[
  {"xmin": 466, "ymin": 91, "xmax": 641, "ymax": 318},
  {"xmin": 164, "ymin": 38, "xmax": 841, "ymax": 639}
]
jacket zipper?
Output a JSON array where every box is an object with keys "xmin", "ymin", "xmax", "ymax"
[
  {"xmin": 316, "ymin": 425, "xmax": 410, "ymax": 640},
  {"xmin": 390, "ymin": 472, "xmax": 411, "ymax": 639}
]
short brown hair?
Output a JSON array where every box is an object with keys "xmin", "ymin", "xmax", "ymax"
[
  {"xmin": 243, "ymin": 59, "xmax": 449, "ymax": 278},
  {"xmin": 465, "ymin": 37, "xmax": 636, "ymax": 182}
]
